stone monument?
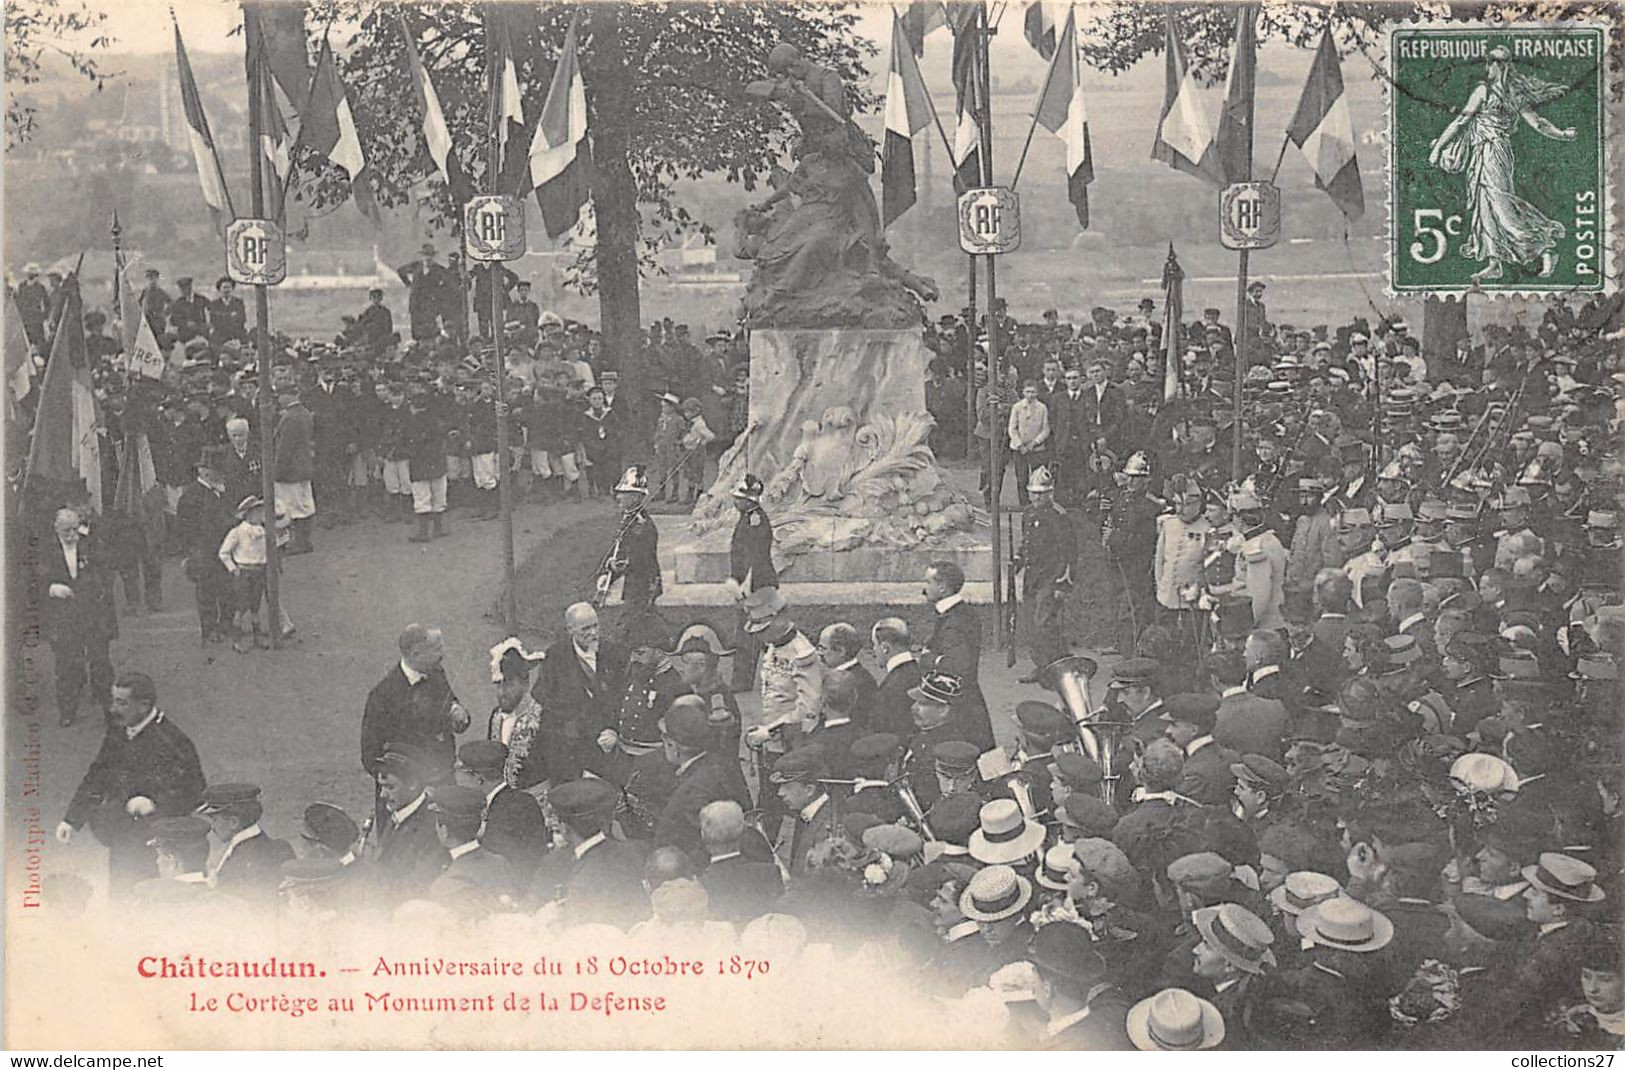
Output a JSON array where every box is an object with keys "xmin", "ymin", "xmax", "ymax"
[{"xmin": 661, "ymin": 44, "xmax": 989, "ymax": 603}]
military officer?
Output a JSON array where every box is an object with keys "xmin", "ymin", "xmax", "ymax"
[
  {"xmin": 595, "ymin": 465, "xmax": 661, "ymax": 611},
  {"xmin": 425, "ymin": 783, "xmax": 517, "ymax": 916},
  {"xmin": 195, "ymin": 783, "xmax": 294, "ymax": 903},
  {"xmin": 1017, "ymin": 466, "xmax": 1077, "ymax": 679},
  {"xmin": 728, "ymin": 473, "xmax": 777, "ymax": 690}
]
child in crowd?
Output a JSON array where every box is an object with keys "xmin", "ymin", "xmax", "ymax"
[
  {"xmin": 653, "ymin": 393, "xmax": 684, "ymax": 503},
  {"xmin": 678, "ymin": 397, "xmax": 716, "ymax": 504}
]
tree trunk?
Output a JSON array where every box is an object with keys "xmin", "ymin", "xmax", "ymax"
[{"xmin": 586, "ymin": 6, "xmax": 644, "ymax": 440}]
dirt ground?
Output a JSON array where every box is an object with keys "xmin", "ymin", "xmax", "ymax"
[{"xmin": 11, "ymin": 460, "xmax": 1123, "ymax": 901}]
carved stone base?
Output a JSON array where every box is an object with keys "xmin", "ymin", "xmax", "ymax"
[{"xmin": 671, "ymin": 329, "xmax": 989, "ymax": 603}]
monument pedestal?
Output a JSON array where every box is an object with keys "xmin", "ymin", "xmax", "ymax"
[{"xmin": 665, "ymin": 328, "xmax": 990, "ymax": 606}]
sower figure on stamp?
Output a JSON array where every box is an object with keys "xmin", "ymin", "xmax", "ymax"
[{"xmin": 1427, "ymin": 47, "xmax": 1576, "ymax": 283}]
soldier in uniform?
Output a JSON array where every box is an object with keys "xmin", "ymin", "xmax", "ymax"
[
  {"xmin": 452, "ymin": 740, "xmax": 546, "ymax": 884},
  {"xmin": 528, "ymin": 778, "xmax": 651, "ymax": 929},
  {"xmin": 365, "ymin": 741, "xmax": 451, "ymax": 907},
  {"xmin": 770, "ymin": 747, "xmax": 841, "ymax": 878},
  {"xmin": 922, "ymin": 561, "xmax": 995, "ymax": 749},
  {"xmin": 425, "ymin": 783, "xmax": 517, "ymax": 916},
  {"xmin": 196, "ymin": 783, "xmax": 294, "ymax": 903},
  {"xmin": 743, "ymin": 587, "xmax": 822, "ymax": 749},
  {"xmin": 143, "ymin": 815, "xmax": 216, "ymax": 893},
  {"xmin": 1016, "ymin": 466, "xmax": 1077, "ymax": 680},
  {"xmin": 595, "ymin": 465, "xmax": 661, "ymax": 612},
  {"xmin": 900, "ymin": 671, "xmax": 969, "ymax": 808},
  {"xmin": 1103, "ymin": 452, "xmax": 1162, "ymax": 655},
  {"xmin": 728, "ymin": 474, "xmax": 777, "ymax": 691}
]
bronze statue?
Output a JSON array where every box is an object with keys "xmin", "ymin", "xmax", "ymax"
[{"xmin": 739, "ymin": 43, "xmax": 937, "ymax": 329}]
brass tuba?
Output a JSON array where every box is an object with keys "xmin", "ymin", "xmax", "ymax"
[{"xmin": 1040, "ymin": 653, "xmax": 1129, "ymax": 806}]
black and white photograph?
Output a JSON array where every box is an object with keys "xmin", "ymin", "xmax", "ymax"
[{"xmin": 2, "ymin": 0, "xmax": 1622, "ymax": 1052}]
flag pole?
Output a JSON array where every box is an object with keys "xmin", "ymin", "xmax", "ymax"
[
  {"xmin": 978, "ymin": 2, "xmax": 1005, "ymax": 649},
  {"xmin": 486, "ymin": 8, "xmax": 517, "ymax": 633},
  {"xmin": 246, "ymin": 22, "xmax": 282, "ymax": 650},
  {"xmin": 1229, "ymin": 4, "xmax": 1259, "ymax": 481}
]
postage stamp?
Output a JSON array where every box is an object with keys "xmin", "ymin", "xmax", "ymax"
[{"xmin": 1386, "ymin": 22, "xmax": 1611, "ymax": 296}]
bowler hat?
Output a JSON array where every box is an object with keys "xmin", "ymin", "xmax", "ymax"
[{"xmin": 1027, "ymin": 919, "xmax": 1109, "ymax": 984}]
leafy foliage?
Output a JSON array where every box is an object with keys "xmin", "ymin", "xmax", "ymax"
[
  {"xmin": 295, "ymin": 1, "xmax": 875, "ymax": 284},
  {"xmin": 4, "ymin": 0, "xmax": 117, "ymax": 149},
  {"xmin": 1078, "ymin": 1, "xmax": 1623, "ymax": 102}
]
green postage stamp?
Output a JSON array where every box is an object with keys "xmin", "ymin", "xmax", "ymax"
[{"xmin": 1387, "ymin": 22, "xmax": 1611, "ymax": 295}]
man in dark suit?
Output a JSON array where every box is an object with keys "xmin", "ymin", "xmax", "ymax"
[
  {"xmin": 272, "ymin": 383, "xmax": 317, "ymax": 554},
  {"xmin": 56, "ymin": 671, "xmax": 206, "ymax": 895},
  {"xmin": 175, "ymin": 447, "xmax": 236, "ymax": 644},
  {"xmin": 653, "ymin": 697, "xmax": 751, "ymax": 861},
  {"xmin": 870, "ymin": 617, "xmax": 922, "ymax": 741},
  {"xmin": 35, "ymin": 506, "xmax": 115, "ymax": 726},
  {"xmin": 426, "ymin": 784, "xmax": 516, "ymax": 916},
  {"xmin": 356, "ymin": 288, "xmax": 394, "ymax": 357},
  {"xmin": 728, "ymin": 475, "xmax": 777, "ymax": 691},
  {"xmin": 815, "ymin": 622, "xmax": 877, "ymax": 723},
  {"xmin": 396, "ymin": 243, "xmax": 448, "ymax": 342},
  {"xmin": 367, "ymin": 742, "xmax": 451, "ymax": 906},
  {"xmin": 921, "ymin": 561, "xmax": 995, "ymax": 749},
  {"xmin": 15, "ymin": 262, "xmax": 49, "ymax": 348},
  {"xmin": 899, "ymin": 671, "xmax": 972, "ymax": 811},
  {"xmin": 196, "ymin": 783, "xmax": 294, "ymax": 903},
  {"xmin": 167, "ymin": 276, "xmax": 210, "ymax": 344},
  {"xmin": 452, "ymin": 740, "xmax": 546, "ymax": 883},
  {"xmin": 697, "ymin": 800, "xmax": 783, "ymax": 924},
  {"xmin": 360, "ymin": 624, "xmax": 470, "ymax": 824},
  {"xmin": 220, "ymin": 416, "xmax": 262, "ymax": 507},
  {"xmin": 1048, "ymin": 367, "xmax": 1093, "ymax": 505},
  {"xmin": 207, "ymin": 277, "xmax": 248, "ymax": 347},
  {"xmin": 528, "ymin": 778, "xmax": 651, "ymax": 929},
  {"xmin": 1209, "ymin": 651, "xmax": 1288, "ymax": 762},
  {"xmin": 770, "ymin": 748, "xmax": 842, "ymax": 879},
  {"xmin": 531, "ymin": 602, "xmax": 628, "ymax": 786},
  {"xmin": 1160, "ymin": 694, "xmax": 1239, "ymax": 807},
  {"xmin": 1080, "ymin": 356, "xmax": 1129, "ymax": 453}
]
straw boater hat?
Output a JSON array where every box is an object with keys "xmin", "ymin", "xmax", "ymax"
[
  {"xmin": 1192, "ymin": 903, "xmax": 1276, "ymax": 975},
  {"xmin": 958, "ymin": 864, "xmax": 1033, "ymax": 923},
  {"xmin": 968, "ymin": 799, "xmax": 1046, "ymax": 866},
  {"xmin": 1035, "ymin": 842, "xmax": 1077, "ymax": 892},
  {"xmin": 1267, "ymin": 872, "xmax": 1343, "ymax": 917},
  {"xmin": 1522, "ymin": 852, "xmax": 1606, "ymax": 903},
  {"xmin": 1127, "ymin": 989, "xmax": 1225, "ymax": 1051},
  {"xmin": 1295, "ymin": 896, "xmax": 1395, "ymax": 952}
]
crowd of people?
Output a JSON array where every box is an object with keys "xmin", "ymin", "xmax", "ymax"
[{"xmin": 18, "ymin": 246, "xmax": 1625, "ymax": 1049}]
